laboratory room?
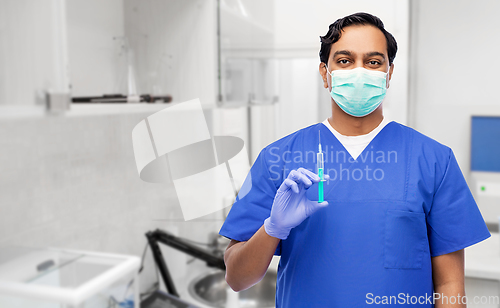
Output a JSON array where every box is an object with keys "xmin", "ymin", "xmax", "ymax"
[{"xmin": 1, "ymin": 0, "xmax": 500, "ymax": 307}]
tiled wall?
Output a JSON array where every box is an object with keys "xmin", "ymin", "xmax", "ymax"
[{"xmin": 0, "ymin": 111, "xmax": 225, "ymax": 294}]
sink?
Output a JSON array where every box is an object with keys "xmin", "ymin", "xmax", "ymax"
[{"xmin": 188, "ymin": 270, "xmax": 276, "ymax": 308}]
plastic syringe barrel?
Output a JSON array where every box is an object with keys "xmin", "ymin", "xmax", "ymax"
[{"xmin": 317, "ymin": 152, "xmax": 324, "ymax": 202}]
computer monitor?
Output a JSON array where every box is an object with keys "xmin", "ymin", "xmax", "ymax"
[
  {"xmin": 470, "ymin": 116, "xmax": 500, "ymax": 226},
  {"xmin": 471, "ymin": 116, "xmax": 500, "ymax": 172}
]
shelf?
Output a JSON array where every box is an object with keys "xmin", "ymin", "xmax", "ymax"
[{"xmin": 0, "ymin": 101, "xmax": 217, "ymax": 119}]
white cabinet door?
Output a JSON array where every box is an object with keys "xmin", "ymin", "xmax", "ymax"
[
  {"xmin": 465, "ymin": 277, "xmax": 500, "ymax": 308},
  {"xmin": 219, "ymin": 0, "xmax": 277, "ymax": 106}
]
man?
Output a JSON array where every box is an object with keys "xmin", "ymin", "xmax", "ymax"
[{"xmin": 219, "ymin": 12, "xmax": 490, "ymax": 307}]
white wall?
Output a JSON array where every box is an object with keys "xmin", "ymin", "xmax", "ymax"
[{"xmin": 275, "ymin": 58, "xmax": 320, "ymax": 139}]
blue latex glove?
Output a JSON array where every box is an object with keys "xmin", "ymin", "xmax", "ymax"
[{"xmin": 264, "ymin": 168, "xmax": 329, "ymax": 240}]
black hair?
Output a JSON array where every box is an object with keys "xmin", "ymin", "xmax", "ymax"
[{"xmin": 319, "ymin": 12, "xmax": 397, "ymax": 65}]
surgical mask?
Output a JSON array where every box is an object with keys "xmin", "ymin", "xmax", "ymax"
[{"xmin": 327, "ymin": 66, "xmax": 388, "ymax": 117}]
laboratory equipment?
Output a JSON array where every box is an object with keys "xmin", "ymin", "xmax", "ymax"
[
  {"xmin": 0, "ymin": 246, "xmax": 140, "ymax": 307},
  {"xmin": 144, "ymin": 229, "xmax": 276, "ymax": 308},
  {"xmin": 317, "ymin": 130, "xmax": 325, "ymax": 203},
  {"xmin": 471, "ymin": 116, "xmax": 500, "ymax": 172},
  {"xmin": 145, "ymin": 229, "xmax": 225, "ymax": 297},
  {"xmin": 470, "ymin": 115, "xmax": 500, "ymax": 225}
]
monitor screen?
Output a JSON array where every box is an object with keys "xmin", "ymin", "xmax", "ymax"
[{"xmin": 471, "ymin": 116, "xmax": 500, "ymax": 172}]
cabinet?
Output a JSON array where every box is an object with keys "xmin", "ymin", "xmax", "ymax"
[
  {"xmin": 0, "ymin": 0, "xmax": 218, "ymax": 110},
  {"xmin": 464, "ymin": 277, "xmax": 499, "ymax": 308},
  {"xmin": 0, "ymin": 0, "xmax": 69, "ymax": 106},
  {"xmin": 465, "ymin": 233, "xmax": 500, "ymax": 307},
  {"xmin": 123, "ymin": 0, "xmax": 217, "ymax": 107},
  {"xmin": 218, "ymin": 0, "xmax": 278, "ymax": 107}
]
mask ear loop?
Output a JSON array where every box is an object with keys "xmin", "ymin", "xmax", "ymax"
[
  {"xmin": 385, "ymin": 66, "xmax": 390, "ymax": 88},
  {"xmin": 324, "ymin": 64, "xmax": 333, "ymax": 89},
  {"xmin": 325, "ymin": 64, "xmax": 332, "ymax": 76}
]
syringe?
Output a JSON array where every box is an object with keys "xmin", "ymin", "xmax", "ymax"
[{"xmin": 317, "ymin": 130, "xmax": 324, "ymax": 202}]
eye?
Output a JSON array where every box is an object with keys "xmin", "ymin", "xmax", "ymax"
[
  {"xmin": 337, "ymin": 59, "xmax": 350, "ymax": 65},
  {"xmin": 368, "ymin": 60, "xmax": 381, "ymax": 66}
]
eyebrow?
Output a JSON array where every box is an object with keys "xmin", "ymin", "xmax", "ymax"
[
  {"xmin": 333, "ymin": 50, "xmax": 353, "ymax": 58},
  {"xmin": 365, "ymin": 51, "xmax": 386, "ymax": 59},
  {"xmin": 333, "ymin": 50, "xmax": 386, "ymax": 60}
]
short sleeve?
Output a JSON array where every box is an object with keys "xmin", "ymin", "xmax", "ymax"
[
  {"xmin": 219, "ymin": 148, "xmax": 282, "ymax": 255},
  {"xmin": 426, "ymin": 149, "xmax": 491, "ymax": 257}
]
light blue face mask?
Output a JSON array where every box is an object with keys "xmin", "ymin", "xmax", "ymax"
[{"xmin": 327, "ymin": 66, "xmax": 388, "ymax": 117}]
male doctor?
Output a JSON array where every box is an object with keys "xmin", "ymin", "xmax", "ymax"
[{"xmin": 219, "ymin": 12, "xmax": 490, "ymax": 307}]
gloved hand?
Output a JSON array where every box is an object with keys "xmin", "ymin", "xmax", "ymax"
[{"xmin": 264, "ymin": 168, "xmax": 329, "ymax": 240}]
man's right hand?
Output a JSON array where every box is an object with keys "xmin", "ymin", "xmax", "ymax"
[{"xmin": 264, "ymin": 167, "xmax": 329, "ymax": 240}]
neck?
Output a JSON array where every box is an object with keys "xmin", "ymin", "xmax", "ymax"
[{"xmin": 328, "ymin": 100, "xmax": 384, "ymax": 136}]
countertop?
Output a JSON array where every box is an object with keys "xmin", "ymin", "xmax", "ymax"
[{"xmin": 465, "ymin": 232, "xmax": 500, "ymax": 280}]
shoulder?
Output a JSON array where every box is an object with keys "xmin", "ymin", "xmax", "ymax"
[
  {"xmin": 389, "ymin": 121, "xmax": 452, "ymax": 160},
  {"xmin": 259, "ymin": 123, "xmax": 323, "ymax": 162},
  {"xmin": 389, "ymin": 122, "xmax": 454, "ymax": 189}
]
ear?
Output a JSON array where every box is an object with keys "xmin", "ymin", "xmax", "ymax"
[
  {"xmin": 319, "ymin": 62, "xmax": 329, "ymax": 89},
  {"xmin": 386, "ymin": 63, "xmax": 394, "ymax": 88}
]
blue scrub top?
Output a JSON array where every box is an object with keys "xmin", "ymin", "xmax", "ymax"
[{"xmin": 219, "ymin": 121, "xmax": 490, "ymax": 307}]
